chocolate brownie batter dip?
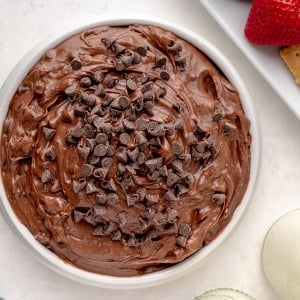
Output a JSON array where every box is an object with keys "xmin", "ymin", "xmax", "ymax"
[{"xmin": 1, "ymin": 25, "xmax": 251, "ymax": 276}]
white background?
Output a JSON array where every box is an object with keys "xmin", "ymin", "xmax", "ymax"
[{"xmin": 1, "ymin": 0, "xmax": 300, "ymax": 299}]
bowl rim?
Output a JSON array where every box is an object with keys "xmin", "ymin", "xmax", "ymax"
[{"xmin": 0, "ymin": 14, "xmax": 261, "ymax": 289}]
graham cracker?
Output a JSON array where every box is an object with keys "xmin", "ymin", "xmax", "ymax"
[{"xmin": 280, "ymin": 44, "xmax": 300, "ymax": 85}]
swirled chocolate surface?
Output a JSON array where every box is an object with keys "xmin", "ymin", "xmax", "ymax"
[{"xmin": 1, "ymin": 25, "xmax": 251, "ymax": 276}]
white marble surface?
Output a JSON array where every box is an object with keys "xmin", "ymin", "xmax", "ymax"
[{"xmin": 0, "ymin": 0, "xmax": 300, "ymax": 299}]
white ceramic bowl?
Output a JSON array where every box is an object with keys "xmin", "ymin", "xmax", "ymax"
[{"xmin": 0, "ymin": 15, "xmax": 261, "ymax": 289}]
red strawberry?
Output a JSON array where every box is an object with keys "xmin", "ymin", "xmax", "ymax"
[{"xmin": 244, "ymin": 0, "xmax": 300, "ymax": 46}]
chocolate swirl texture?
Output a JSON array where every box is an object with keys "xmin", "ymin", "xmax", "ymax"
[{"xmin": 1, "ymin": 25, "xmax": 251, "ymax": 276}]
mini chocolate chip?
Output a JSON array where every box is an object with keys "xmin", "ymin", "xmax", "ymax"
[
  {"xmin": 72, "ymin": 178, "xmax": 87, "ymax": 193},
  {"xmin": 118, "ymin": 96, "xmax": 130, "ymax": 110},
  {"xmin": 143, "ymin": 100, "xmax": 154, "ymax": 115},
  {"xmin": 160, "ymin": 71, "xmax": 170, "ymax": 81},
  {"xmin": 127, "ymin": 236, "xmax": 137, "ymax": 247},
  {"xmin": 43, "ymin": 127, "xmax": 56, "ymax": 141},
  {"xmin": 77, "ymin": 144, "xmax": 90, "ymax": 160},
  {"xmin": 93, "ymin": 116, "xmax": 105, "ymax": 130},
  {"xmin": 124, "ymin": 107, "xmax": 136, "ymax": 121},
  {"xmin": 80, "ymin": 76, "xmax": 92, "ymax": 88},
  {"xmin": 171, "ymin": 142, "xmax": 183, "ymax": 155},
  {"xmin": 127, "ymin": 147, "xmax": 139, "ymax": 161},
  {"xmin": 140, "ymin": 72, "xmax": 148, "ymax": 84},
  {"xmin": 195, "ymin": 141, "xmax": 208, "ymax": 153},
  {"xmin": 166, "ymin": 172, "xmax": 180, "ymax": 187},
  {"xmin": 186, "ymin": 133, "xmax": 198, "ymax": 146},
  {"xmin": 156, "ymin": 86, "xmax": 166, "ymax": 98},
  {"xmin": 91, "ymin": 71, "xmax": 104, "ymax": 84},
  {"xmin": 176, "ymin": 235, "xmax": 187, "ymax": 247},
  {"xmin": 143, "ymin": 90, "xmax": 154, "ymax": 102},
  {"xmin": 191, "ymin": 147, "xmax": 204, "ymax": 161},
  {"xmin": 183, "ymin": 174, "xmax": 193, "ymax": 188},
  {"xmin": 123, "ymin": 119, "xmax": 135, "ymax": 131},
  {"xmin": 212, "ymin": 193, "xmax": 226, "ymax": 206},
  {"xmin": 115, "ymin": 59, "xmax": 125, "ymax": 72},
  {"xmin": 121, "ymin": 54, "xmax": 134, "ymax": 67},
  {"xmin": 73, "ymin": 209, "xmax": 85, "ymax": 223},
  {"xmin": 83, "ymin": 124, "xmax": 96, "ymax": 138},
  {"xmin": 65, "ymin": 85, "xmax": 77, "ymax": 97},
  {"xmin": 158, "ymin": 165, "xmax": 168, "ymax": 177},
  {"xmin": 133, "ymin": 53, "xmax": 141, "ymax": 64},
  {"xmin": 147, "ymin": 170, "xmax": 160, "ymax": 182},
  {"xmin": 126, "ymin": 194, "xmax": 139, "ymax": 206},
  {"xmin": 166, "ymin": 208, "xmax": 179, "ymax": 222},
  {"xmin": 65, "ymin": 133, "xmax": 78, "ymax": 145},
  {"xmin": 101, "ymin": 157, "xmax": 113, "ymax": 168},
  {"xmin": 149, "ymin": 137, "xmax": 161, "ymax": 148},
  {"xmin": 85, "ymin": 209, "xmax": 97, "ymax": 225},
  {"xmin": 126, "ymin": 78, "xmax": 137, "ymax": 91},
  {"xmin": 145, "ymin": 157, "xmax": 163, "ymax": 172},
  {"xmin": 174, "ymin": 118, "xmax": 184, "ymax": 130},
  {"xmin": 177, "ymin": 153, "xmax": 192, "ymax": 163},
  {"xmin": 98, "ymin": 122, "xmax": 113, "ymax": 134},
  {"xmin": 94, "ymin": 204, "xmax": 107, "ymax": 216},
  {"xmin": 112, "ymin": 122, "xmax": 125, "ymax": 133},
  {"xmin": 93, "ymin": 167, "xmax": 108, "ymax": 179},
  {"xmin": 147, "ymin": 121, "xmax": 165, "ymax": 137},
  {"xmin": 154, "ymin": 212, "xmax": 166, "ymax": 226},
  {"xmin": 82, "ymin": 164, "xmax": 94, "ymax": 177},
  {"xmin": 86, "ymin": 138, "xmax": 96, "ymax": 150},
  {"xmin": 41, "ymin": 169, "xmax": 54, "ymax": 184},
  {"xmin": 110, "ymin": 108, "xmax": 122, "ymax": 121},
  {"xmin": 175, "ymin": 56, "xmax": 186, "ymax": 71},
  {"xmin": 156, "ymin": 54, "xmax": 167, "ymax": 67},
  {"xmin": 81, "ymin": 92, "xmax": 96, "ymax": 107},
  {"xmin": 173, "ymin": 102, "xmax": 185, "ymax": 113},
  {"xmin": 111, "ymin": 43, "xmax": 126, "ymax": 55},
  {"xmin": 95, "ymin": 132, "xmax": 108, "ymax": 144},
  {"xmin": 86, "ymin": 181, "xmax": 98, "ymax": 194},
  {"xmin": 163, "ymin": 123, "xmax": 175, "ymax": 136},
  {"xmin": 137, "ymin": 46, "xmax": 147, "ymax": 56},
  {"xmin": 178, "ymin": 223, "xmax": 191, "ymax": 237},
  {"xmin": 74, "ymin": 105, "xmax": 87, "ymax": 118},
  {"xmin": 119, "ymin": 132, "xmax": 131, "ymax": 145},
  {"xmin": 168, "ymin": 42, "xmax": 182, "ymax": 53},
  {"xmin": 70, "ymin": 125, "xmax": 83, "ymax": 138},
  {"xmin": 116, "ymin": 211, "xmax": 128, "ymax": 225},
  {"xmin": 135, "ymin": 187, "xmax": 146, "ymax": 201},
  {"xmin": 145, "ymin": 194, "xmax": 159, "ymax": 205},
  {"xmin": 137, "ymin": 152, "xmax": 146, "ymax": 165},
  {"xmin": 93, "ymin": 144, "xmax": 108, "ymax": 157},
  {"xmin": 96, "ymin": 193, "xmax": 107, "ymax": 204},
  {"xmin": 93, "ymin": 224, "xmax": 106, "ymax": 236},
  {"xmin": 171, "ymin": 159, "xmax": 184, "ymax": 173},
  {"xmin": 95, "ymin": 83, "xmax": 106, "ymax": 97},
  {"xmin": 44, "ymin": 145, "xmax": 56, "ymax": 161},
  {"xmin": 101, "ymin": 37, "xmax": 116, "ymax": 49},
  {"xmin": 104, "ymin": 75, "xmax": 118, "ymax": 89},
  {"xmin": 107, "ymin": 193, "xmax": 119, "ymax": 205},
  {"xmin": 174, "ymin": 184, "xmax": 189, "ymax": 195},
  {"xmin": 71, "ymin": 58, "xmax": 81, "ymax": 70},
  {"xmin": 136, "ymin": 118, "xmax": 148, "ymax": 131},
  {"xmin": 102, "ymin": 178, "xmax": 117, "ymax": 192},
  {"xmin": 116, "ymin": 149, "xmax": 128, "ymax": 163},
  {"xmin": 111, "ymin": 230, "xmax": 122, "ymax": 241},
  {"xmin": 106, "ymin": 145, "xmax": 115, "ymax": 157},
  {"xmin": 89, "ymin": 155, "xmax": 100, "ymax": 165},
  {"xmin": 110, "ymin": 98, "xmax": 122, "ymax": 110},
  {"xmin": 141, "ymin": 82, "xmax": 153, "ymax": 93},
  {"xmin": 138, "ymin": 143, "xmax": 149, "ymax": 155},
  {"xmin": 164, "ymin": 190, "xmax": 179, "ymax": 201}
]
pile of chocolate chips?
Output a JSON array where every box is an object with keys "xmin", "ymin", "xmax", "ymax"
[{"xmin": 41, "ymin": 37, "xmax": 222, "ymax": 248}]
